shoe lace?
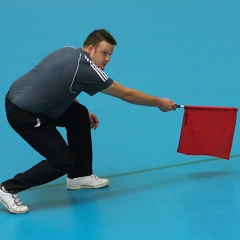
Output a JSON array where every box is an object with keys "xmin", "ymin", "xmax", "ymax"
[
  {"xmin": 12, "ymin": 194, "xmax": 23, "ymax": 206},
  {"xmin": 91, "ymin": 174, "xmax": 100, "ymax": 180}
]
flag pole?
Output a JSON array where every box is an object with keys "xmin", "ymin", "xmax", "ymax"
[{"xmin": 175, "ymin": 104, "xmax": 184, "ymax": 108}]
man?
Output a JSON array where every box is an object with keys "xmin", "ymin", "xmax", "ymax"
[{"xmin": 0, "ymin": 29, "xmax": 176, "ymax": 214}]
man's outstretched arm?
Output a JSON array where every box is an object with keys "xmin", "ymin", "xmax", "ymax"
[{"xmin": 101, "ymin": 80, "xmax": 176, "ymax": 112}]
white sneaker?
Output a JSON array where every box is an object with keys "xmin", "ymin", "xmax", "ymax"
[
  {"xmin": 67, "ymin": 174, "xmax": 109, "ymax": 190},
  {"xmin": 0, "ymin": 186, "xmax": 29, "ymax": 214}
]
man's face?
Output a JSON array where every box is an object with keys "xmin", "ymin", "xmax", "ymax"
[{"xmin": 88, "ymin": 41, "xmax": 114, "ymax": 70}]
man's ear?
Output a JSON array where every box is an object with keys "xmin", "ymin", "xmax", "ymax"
[{"xmin": 84, "ymin": 45, "xmax": 94, "ymax": 55}]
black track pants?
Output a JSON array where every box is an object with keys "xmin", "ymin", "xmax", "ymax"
[{"xmin": 3, "ymin": 98, "xmax": 93, "ymax": 193}]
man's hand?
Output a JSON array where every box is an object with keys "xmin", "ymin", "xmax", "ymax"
[
  {"xmin": 89, "ymin": 113, "xmax": 99, "ymax": 130},
  {"xmin": 158, "ymin": 98, "xmax": 176, "ymax": 112}
]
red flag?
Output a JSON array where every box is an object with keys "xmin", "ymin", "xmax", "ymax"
[{"xmin": 177, "ymin": 106, "xmax": 238, "ymax": 160}]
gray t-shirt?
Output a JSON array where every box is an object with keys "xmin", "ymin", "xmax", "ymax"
[{"xmin": 8, "ymin": 47, "xmax": 113, "ymax": 119}]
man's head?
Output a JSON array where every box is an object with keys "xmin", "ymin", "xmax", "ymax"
[{"xmin": 82, "ymin": 29, "xmax": 117, "ymax": 70}]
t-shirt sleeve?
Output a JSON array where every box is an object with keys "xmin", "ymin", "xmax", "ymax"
[{"xmin": 72, "ymin": 61, "xmax": 114, "ymax": 96}]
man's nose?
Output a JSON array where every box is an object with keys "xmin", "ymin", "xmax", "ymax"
[{"xmin": 105, "ymin": 55, "xmax": 110, "ymax": 62}]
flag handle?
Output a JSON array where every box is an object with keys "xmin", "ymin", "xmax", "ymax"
[{"xmin": 175, "ymin": 104, "xmax": 184, "ymax": 108}]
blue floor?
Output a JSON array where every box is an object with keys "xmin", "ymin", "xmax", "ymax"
[{"xmin": 1, "ymin": 1, "xmax": 240, "ymax": 239}]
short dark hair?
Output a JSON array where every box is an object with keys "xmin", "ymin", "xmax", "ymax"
[{"xmin": 83, "ymin": 29, "xmax": 117, "ymax": 47}]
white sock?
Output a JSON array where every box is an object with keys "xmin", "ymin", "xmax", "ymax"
[{"xmin": 1, "ymin": 185, "xmax": 9, "ymax": 193}]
